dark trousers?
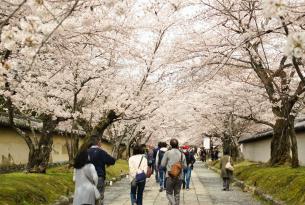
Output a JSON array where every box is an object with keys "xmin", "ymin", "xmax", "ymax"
[
  {"xmin": 97, "ymin": 177, "xmax": 105, "ymax": 205},
  {"xmin": 223, "ymin": 177, "xmax": 230, "ymax": 190},
  {"xmin": 166, "ymin": 177, "xmax": 182, "ymax": 205},
  {"xmin": 130, "ymin": 180, "xmax": 146, "ymax": 205}
]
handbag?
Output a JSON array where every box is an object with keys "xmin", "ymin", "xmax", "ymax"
[
  {"xmin": 146, "ymin": 166, "xmax": 153, "ymax": 178},
  {"xmin": 225, "ymin": 156, "xmax": 234, "ymax": 171},
  {"xmin": 135, "ymin": 156, "xmax": 147, "ymax": 182}
]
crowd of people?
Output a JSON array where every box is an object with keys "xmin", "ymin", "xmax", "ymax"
[{"xmin": 72, "ymin": 135, "xmax": 234, "ymax": 205}]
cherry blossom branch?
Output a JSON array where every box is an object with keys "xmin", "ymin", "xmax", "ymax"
[
  {"xmin": 234, "ymin": 114, "xmax": 274, "ymax": 128},
  {"xmin": 0, "ymin": 0, "xmax": 27, "ymax": 32},
  {"xmin": 30, "ymin": 0, "xmax": 80, "ymax": 69}
]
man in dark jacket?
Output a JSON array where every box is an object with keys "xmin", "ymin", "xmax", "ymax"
[{"xmin": 88, "ymin": 135, "xmax": 116, "ymax": 205}]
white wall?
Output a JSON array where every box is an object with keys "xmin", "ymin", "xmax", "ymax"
[
  {"xmin": 0, "ymin": 128, "xmax": 69, "ymax": 165},
  {"xmin": 297, "ymin": 133, "xmax": 305, "ymax": 166},
  {"xmin": 0, "ymin": 128, "xmax": 29, "ymax": 165},
  {"xmin": 242, "ymin": 133, "xmax": 305, "ymax": 166},
  {"xmin": 242, "ymin": 138, "xmax": 271, "ymax": 163},
  {"xmin": 0, "ymin": 127, "xmax": 115, "ymax": 165}
]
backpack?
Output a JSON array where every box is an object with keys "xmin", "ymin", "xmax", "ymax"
[
  {"xmin": 158, "ymin": 150, "xmax": 165, "ymax": 166},
  {"xmin": 168, "ymin": 151, "xmax": 183, "ymax": 178}
]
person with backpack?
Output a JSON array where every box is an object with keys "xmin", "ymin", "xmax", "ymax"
[
  {"xmin": 155, "ymin": 142, "xmax": 168, "ymax": 192},
  {"xmin": 87, "ymin": 135, "xmax": 116, "ymax": 205},
  {"xmin": 182, "ymin": 146, "xmax": 196, "ymax": 190},
  {"xmin": 161, "ymin": 139, "xmax": 187, "ymax": 205},
  {"xmin": 128, "ymin": 145, "xmax": 148, "ymax": 205}
]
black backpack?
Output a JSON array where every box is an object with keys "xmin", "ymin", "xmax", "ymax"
[{"xmin": 158, "ymin": 150, "xmax": 165, "ymax": 166}]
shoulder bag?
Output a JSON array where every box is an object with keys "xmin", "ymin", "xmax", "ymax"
[
  {"xmin": 225, "ymin": 156, "xmax": 234, "ymax": 171},
  {"xmin": 135, "ymin": 155, "xmax": 147, "ymax": 182},
  {"xmin": 168, "ymin": 151, "xmax": 183, "ymax": 178}
]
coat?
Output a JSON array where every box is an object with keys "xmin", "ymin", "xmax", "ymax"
[
  {"xmin": 160, "ymin": 148, "xmax": 187, "ymax": 179},
  {"xmin": 128, "ymin": 154, "xmax": 148, "ymax": 182},
  {"xmin": 73, "ymin": 164, "xmax": 100, "ymax": 205},
  {"xmin": 220, "ymin": 155, "xmax": 233, "ymax": 178},
  {"xmin": 88, "ymin": 145, "xmax": 116, "ymax": 178},
  {"xmin": 155, "ymin": 147, "xmax": 168, "ymax": 168}
]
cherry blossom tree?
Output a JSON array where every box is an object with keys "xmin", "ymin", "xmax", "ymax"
[
  {"xmin": 194, "ymin": 0, "xmax": 305, "ymax": 167},
  {"xmin": 0, "ymin": 0, "xmax": 132, "ymax": 171}
]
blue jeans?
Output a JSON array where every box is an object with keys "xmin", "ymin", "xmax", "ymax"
[
  {"xmin": 159, "ymin": 169, "xmax": 165, "ymax": 188},
  {"xmin": 154, "ymin": 164, "xmax": 159, "ymax": 182},
  {"xmin": 130, "ymin": 180, "xmax": 146, "ymax": 205},
  {"xmin": 183, "ymin": 167, "xmax": 192, "ymax": 189}
]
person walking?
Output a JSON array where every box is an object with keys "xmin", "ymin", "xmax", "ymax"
[
  {"xmin": 220, "ymin": 150, "xmax": 234, "ymax": 191},
  {"xmin": 147, "ymin": 147, "xmax": 154, "ymax": 173},
  {"xmin": 73, "ymin": 150, "xmax": 100, "ymax": 205},
  {"xmin": 153, "ymin": 142, "xmax": 161, "ymax": 182},
  {"xmin": 200, "ymin": 148, "xmax": 206, "ymax": 162},
  {"xmin": 182, "ymin": 146, "xmax": 196, "ymax": 190},
  {"xmin": 87, "ymin": 135, "xmax": 116, "ymax": 205},
  {"xmin": 128, "ymin": 145, "xmax": 148, "ymax": 205},
  {"xmin": 161, "ymin": 138, "xmax": 187, "ymax": 205},
  {"xmin": 155, "ymin": 142, "xmax": 168, "ymax": 192}
]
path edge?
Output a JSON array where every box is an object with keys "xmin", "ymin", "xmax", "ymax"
[{"xmin": 208, "ymin": 165, "xmax": 286, "ymax": 205}]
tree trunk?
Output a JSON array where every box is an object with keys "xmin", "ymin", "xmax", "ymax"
[
  {"xmin": 222, "ymin": 133, "xmax": 241, "ymax": 161},
  {"xmin": 79, "ymin": 110, "xmax": 119, "ymax": 152},
  {"xmin": 270, "ymin": 118, "xmax": 291, "ymax": 166},
  {"xmin": 73, "ymin": 133, "xmax": 80, "ymax": 159},
  {"xmin": 65, "ymin": 132, "xmax": 80, "ymax": 164},
  {"xmin": 118, "ymin": 145, "xmax": 127, "ymax": 159},
  {"xmin": 65, "ymin": 132, "xmax": 73, "ymax": 163},
  {"xmin": 289, "ymin": 115, "xmax": 299, "ymax": 168},
  {"xmin": 26, "ymin": 115, "xmax": 57, "ymax": 173},
  {"xmin": 126, "ymin": 142, "xmax": 132, "ymax": 158},
  {"xmin": 111, "ymin": 141, "xmax": 121, "ymax": 159}
]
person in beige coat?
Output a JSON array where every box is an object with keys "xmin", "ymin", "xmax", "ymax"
[
  {"xmin": 219, "ymin": 150, "xmax": 233, "ymax": 191},
  {"xmin": 128, "ymin": 145, "xmax": 148, "ymax": 205}
]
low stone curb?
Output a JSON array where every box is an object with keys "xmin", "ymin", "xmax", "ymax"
[
  {"xmin": 208, "ymin": 166, "xmax": 286, "ymax": 205},
  {"xmin": 52, "ymin": 173, "xmax": 128, "ymax": 205}
]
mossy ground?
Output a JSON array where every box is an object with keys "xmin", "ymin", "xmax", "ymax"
[
  {"xmin": 0, "ymin": 159, "xmax": 128, "ymax": 205},
  {"xmin": 210, "ymin": 160, "xmax": 305, "ymax": 205}
]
